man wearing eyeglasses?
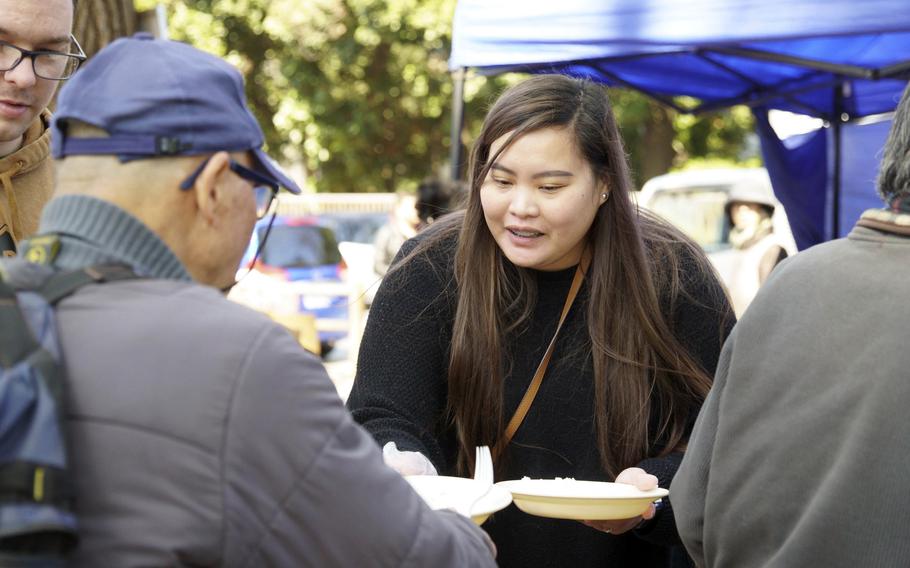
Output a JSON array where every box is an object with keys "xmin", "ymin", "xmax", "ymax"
[
  {"xmin": 4, "ymin": 34, "xmax": 495, "ymax": 567},
  {"xmin": 0, "ymin": 0, "xmax": 85, "ymax": 257}
]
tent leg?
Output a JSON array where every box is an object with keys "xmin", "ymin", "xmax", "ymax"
[
  {"xmin": 832, "ymin": 120, "xmax": 841, "ymax": 239},
  {"xmin": 831, "ymin": 83, "xmax": 844, "ymax": 239},
  {"xmin": 449, "ymin": 67, "xmax": 467, "ymax": 182}
]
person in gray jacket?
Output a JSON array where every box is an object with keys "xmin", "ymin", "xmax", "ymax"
[
  {"xmin": 671, "ymin": 81, "xmax": 910, "ymax": 567},
  {"xmin": 9, "ymin": 34, "xmax": 495, "ymax": 567}
]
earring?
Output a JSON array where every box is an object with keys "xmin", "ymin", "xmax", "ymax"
[{"xmin": 601, "ymin": 192, "xmax": 608, "ymax": 201}]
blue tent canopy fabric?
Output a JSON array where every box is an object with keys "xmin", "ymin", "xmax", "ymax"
[
  {"xmin": 753, "ymin": 110, "xmax": 828, "ymax": 250},
  {"xmin": 829, "ymin": 117, "xmax": 891, "ymax": 236},
  {"xmin": 450, "ymin": 0, "xmax": 910, "ymax": 248},
  {"xmin": 451, "ymin": 0, "xmax": 910, "ymax": 119},
  {"xmin": 753, "ymin": 110, "xmax": 891, "ymax": 248}
]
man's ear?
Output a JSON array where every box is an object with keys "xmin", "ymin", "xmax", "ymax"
[{"xmin": 191, "ymin": 151, "xmax": 232, "ymax": 225}]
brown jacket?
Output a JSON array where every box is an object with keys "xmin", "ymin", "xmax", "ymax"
[{"xmin": 0, "ymin": 109, "xmax": 54, "ymax": 256}]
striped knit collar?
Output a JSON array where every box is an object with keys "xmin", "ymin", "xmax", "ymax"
[{"xmin": 856, "ymin": 207, "xmax": 910, "ymax": 238}]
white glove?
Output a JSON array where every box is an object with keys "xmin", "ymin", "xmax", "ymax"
[{"xmin": 382, "ymin": 441, "xmax": 438, "ymax": 476}]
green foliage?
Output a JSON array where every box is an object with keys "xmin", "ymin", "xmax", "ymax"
[
  {"xmin": 673, "ymin": 102, "xmax": 757, "ymax": 165},
  {"xmin": 146, "ymin": 0, "xmax": 757, "ymax": 193},
  {"xmin": 608, "ymin": 89, "xmax": 757, "ymax": 186},
  {"xmin": 609, "ymin": 89, "xmax": 658, "ymax": 181},
  {"xmin": 674, "ymin": 155, "xmax": 762, "ymax": 172},
  {"xmin": 152, "ymin": 0, "xmax": 511, "ymax": 192}
]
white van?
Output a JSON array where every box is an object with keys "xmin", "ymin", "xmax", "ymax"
[{"xmin": 637, "ymin": 168, "xmax": 797, "ymax": 316}]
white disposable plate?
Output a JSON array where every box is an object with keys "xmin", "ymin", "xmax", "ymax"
[
  {"xmin": 496, "ymin": 478, "xmax": 668, "ymax": 520},
  {"xmin": 405, "ymin": 475, "xmax": 512, "ymax": 525}
]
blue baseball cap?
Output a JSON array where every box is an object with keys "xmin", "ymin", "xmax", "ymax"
[{"xmin": 52, "ymin": 33, "xmax": 301, "ymax": 194}]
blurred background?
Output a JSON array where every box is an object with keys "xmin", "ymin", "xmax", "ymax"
[
  {"xmin": 83, "ymin": 1, "xmax": 760, "ymax": 194},
  {"xmin": 72, "ymin": 1, "xmax": 907, "ymax": 399}
]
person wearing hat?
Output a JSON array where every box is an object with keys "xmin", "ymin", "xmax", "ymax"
[
  {"xmin": 0, "ymin": 0, "xmax": 85, "ymax": 257},
  {"xmin": 719, "ymin": 179, "xmax": 788, "ymax": 316},
  {"xmin": 5, "ymin": 35, "xmax": 495, "ymax": 566}
]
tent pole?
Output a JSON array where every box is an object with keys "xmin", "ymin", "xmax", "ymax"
[
  {"xmin": 831, "ymin": 82, "xmax": 843, "ymax": 239},
  {"xmin": 449, "ymin": 67, "xmax": 467, "ymax": 182}
]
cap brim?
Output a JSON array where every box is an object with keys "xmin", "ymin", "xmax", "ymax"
[{"xmin": 252, "ymin": 148, "xmax": 301, "ymax": 194}]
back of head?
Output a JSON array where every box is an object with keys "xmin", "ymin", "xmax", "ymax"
[
  {"xmin": 52, "ymin": 33, "xmax": 299, "ymax": 195},
  {"xmin": 416, "ymin": 177, "xmax": 465, "ymax": 225},
  {"xmin": 877, "ymin": 82, "xmax": 910, "ymax": 204},
  {"xmin": 46, "ymin": 34, "xmax": 300, "ymax": 289}
]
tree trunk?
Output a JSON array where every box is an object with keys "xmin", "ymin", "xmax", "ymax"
[
  {"xmin": 639, "ymin": 102, "xmax": 676, "ymax": 185},
  {"xmin": 74, "ymin": 0, "xmax": 137, "ymax": 59}
]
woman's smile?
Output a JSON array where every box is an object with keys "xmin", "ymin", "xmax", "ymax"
[{"xmin": 481, "ymin": 126, "xmax": 603, "ymax": 271}]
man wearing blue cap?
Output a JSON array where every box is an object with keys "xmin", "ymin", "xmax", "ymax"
[{"xmin": 7, "ymin": 35, "xmax": 495, "ymax": 566}]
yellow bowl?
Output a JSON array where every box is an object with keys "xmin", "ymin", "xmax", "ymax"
[{"xmin": 497, "ymin": 479, "xmax": 668, "ymax": 521}]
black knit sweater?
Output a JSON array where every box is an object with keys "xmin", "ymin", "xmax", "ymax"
[{"xmin": 348, "ymin": 231, "xmax": 733, "ymax": 568}]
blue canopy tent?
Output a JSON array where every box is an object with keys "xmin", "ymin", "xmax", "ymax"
[{"xmin": 449, "ymin": 0, "xmax": 910, "ymax": 249}]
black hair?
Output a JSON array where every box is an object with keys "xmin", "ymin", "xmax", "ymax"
[{"xmin": 415, "ymin": 177, "xmax": 465, "ymax": 225}]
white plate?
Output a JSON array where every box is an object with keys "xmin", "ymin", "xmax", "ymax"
[
  {"xmin": 405, "ymin": 475, "xmax": 512, "ymax": 525},
  {"xmin": 496, "ymin": 478, "xmax": 668, "ymax": 520}
]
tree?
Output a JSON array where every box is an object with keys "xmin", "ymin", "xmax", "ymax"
[
  {"xmin": 152, "ymin": 0, "xmax": 507, "ymax": 193},
  {"xmin": 609, "ymin": 91, "xmax": 676, "ymax": 187},
  {"xmin": 136, "ymin": 1, "xmax": 756, "ymax": 193},
  {"xmin": 74, "ymin": 0, "xmax": 137, "ymax": 58},
  {"xmin": 672, "ymin": 103, "xmax": 758, "ymax": 171},
  {"xmin": 610, "ymin": 90, "xmax": 757, "ymax": 187}
]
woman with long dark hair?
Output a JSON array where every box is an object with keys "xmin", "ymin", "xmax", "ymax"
[{"xmin": 348, "ymin": 74, "xmax": 734, "ymax": 567}]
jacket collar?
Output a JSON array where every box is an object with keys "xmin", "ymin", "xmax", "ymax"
[
  {"xmin": 32, "ymin": 195, "xmax": 192, "ymax": 281},
  {"xmin": 855, "ymin": 207, "xmax": 910, "ymax": 238}
]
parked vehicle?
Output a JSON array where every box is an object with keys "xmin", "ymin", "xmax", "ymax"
[
  {"xmin": 319, "ymin": 212, "xmax": 390, "ymax": 245},
  {"xmin": 319, "ymin": 211, "xmax": 392, "ymax": 307},
  {"xmin": 236, "ymin": 215, "xmax": 351, "ymax": 355}
]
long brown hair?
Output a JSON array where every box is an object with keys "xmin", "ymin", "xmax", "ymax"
[{"xmin": 400, "ymin": 75, "xmax": 728, "ymax": 476}]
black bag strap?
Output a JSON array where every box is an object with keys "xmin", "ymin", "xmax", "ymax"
[
  {"xmin": 0, "ymin": 263, "xmax": 139, "ymax": 370},
  {"xmin": 0, "ymin": 280, "xmax": 38, "ymax": 368},
  {"xmin": 0, "ymin": 462, "xmax": 70, "ymax": 506},
  {"xmin": 0, "ymin": 264, "xmax": 139, "ymax": 556}
]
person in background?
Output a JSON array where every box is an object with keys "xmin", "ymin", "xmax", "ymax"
[
  {"xmin": 6, "ymin": 34, "xmax": 495, "ymax": 567},
  {"xmin": 348, "ymin": 74, "xmax": 734, "ymax": 568},
  {"xmin": 672, "ymin": 81, "xmax": 910, "ymax": 568},
  {"xmin": 373, "ymin": 190, "xmax": 419, "ymax": 276},
  {"xmin": 718, "ymin": 180, "xmax": 788, "ymax": 316},
  {"xmin": 0, "ymin": 0, "xmax": 85, "ymax": 256},
  {"xmin": 415, "ymin": 176, "xmax": 465, "ymax": 226}
]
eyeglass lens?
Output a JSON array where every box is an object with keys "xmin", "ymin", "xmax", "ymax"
[
  {"xmin": 0, "ymin": 42, "xmax": 80, "ymax": 80},
  {"xmin": 254, "ymin": 187, "xmax": 275, "ymax": 219}
]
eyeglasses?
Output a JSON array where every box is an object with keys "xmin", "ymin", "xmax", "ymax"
[
  {"xmin": 224, "ymin": 209, "xmax": 278, "ymax": 293},
  {"xmin": 0, "ymin": 35, "xmax": 87, "ymax": 81},
  {"xmin": 180, "ymin": 157, "xmax": 279, "ymax": 220}
]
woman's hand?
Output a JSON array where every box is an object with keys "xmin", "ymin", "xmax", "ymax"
[
  {"xmin": 382, "ymin": 441, "xmax": 438, "ymax": 476},
  {"xmin": 581, "ymin": 467, "xmax": 659, "ymax": 535}
]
